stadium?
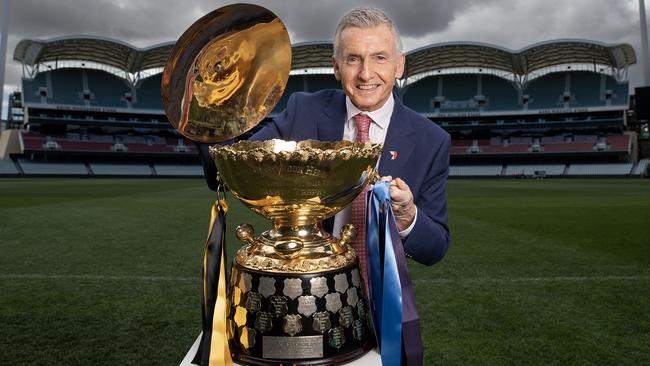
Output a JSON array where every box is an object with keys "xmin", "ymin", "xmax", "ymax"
[
  {"xmin": 0, "ymin": 36, "xmax": 648, "ymax": 177},
  {"xmin": 1, "ymin": 12, "xmax": 649, "ymax": 366}
]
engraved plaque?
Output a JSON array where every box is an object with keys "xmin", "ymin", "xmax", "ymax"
[
  {"xmin": 351, "ymin": 268, "xmax": 361, "ymax": 287},
  {"xmin": 346, "ymin": 287, "xmax": 359, "ymax": 307},
  {"xmin": 263, "ymin": 336, "xmax": 323, "ymax": 359},
  {"xmin": 268, "ymin": 295, "xmax": 288, "ymax": 318},
  {"xmin": 352, "ymin": 319, "xmax": 365, "ymax": 341},
  {"xmin": 245, "ymin": 291, "xmax": 262, "ymax": 313},
  {"xmin": 259, "ymin": 276, "xmax": 277, "ymax": 298},
  {"xmin": 282, "ymin": 314, "xmax": 303, "ymax": 336},
  {"xmin": 297, "ymin": 295, "xmax": 317, "ymax": 317},
  {"xmin": 328, "ymin": 326, "xmax": 346, "ymax": 349},
  {"xmin": 325, "ymin": 292, "xmax": 342, "ymax": 313},
  {"xmin": 283, "ymin": 278, "xmax": 303, "ymax": 299},
  {"xmin": 239, "ymin": 272, "xmax": 252, "ymax": 293},
  {"xmin": 234, "ymin": 306, "xmax": 248, "ymax": 327},
  {"xmin": 338, "ymin": 306, "xmax": 354, "ymax": 328},
  {"xmin": 310, "ymin": 277, "xmax": 328, "ymax": 298},
  {"xmin": 240, "ymin": 327, "xmax": 256, "ymax": 350},
  {"xmin": 312, "ymin": 311, "xmax": 331, "ymax": 334},
  {"xmin": 254, "ymin": 311, "xmax": 273, "ymax": 334},
  {"xmin": 357, "ymin": 298, "xmax": 366, "ymax": 320},
  {"xmin": 346, "ymin": 287, "xmax": 358, "ymax": 307},
  {"xmin": 232, "ymin": 287, "xmax": 243, "ymax": 306},
  {"xmin": 334, "ymin": 273, "xmax": 349, "ymax": 293}
]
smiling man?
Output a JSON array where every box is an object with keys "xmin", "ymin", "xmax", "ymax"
[
  {"xmin": 200, "ymin": 7, "xmax": 450, "ymax": 271},
  {"xmin": 248, "ymin": 7, "xmax": 451, "ymax": 271}
]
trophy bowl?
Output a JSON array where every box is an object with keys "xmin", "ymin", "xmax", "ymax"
[
  {"xmin": 210, "ymin": 139, "xmax": 382, "ymax": 271},
  {"xmin": 210, "ymin": 139, "xmax": 381, "ymax": 365}
]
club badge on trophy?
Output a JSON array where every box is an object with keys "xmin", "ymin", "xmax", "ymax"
[{"xmin": 162, "ymin": 4, "xmax": 380, "ymax": 365}]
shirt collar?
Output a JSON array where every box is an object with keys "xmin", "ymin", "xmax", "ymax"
[{"xmin": 345, "ymin": 93, "xmax": 394, "ymax": 130}]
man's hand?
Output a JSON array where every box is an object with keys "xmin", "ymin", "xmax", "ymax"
[{"xmin": 381, "ymin": 176, "xmax": 416, "ymax": 231}]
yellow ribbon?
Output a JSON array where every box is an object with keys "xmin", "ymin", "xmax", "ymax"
[{"xmin": 203, "ymin": 199, "xmax": 233, "ymax": 366}]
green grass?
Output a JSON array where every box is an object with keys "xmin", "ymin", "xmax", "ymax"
[{"xmin": 1, "ymin": 178, "xmax": 649, "ymax": 365}]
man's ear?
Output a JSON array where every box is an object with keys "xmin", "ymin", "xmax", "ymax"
[
  {"xmin": 332, "ymin": 55, "xmax": 341, "ymax": 81},
  {"xmin": 395, "ymin": 53, "xmax": 406, "ymax": 79}
]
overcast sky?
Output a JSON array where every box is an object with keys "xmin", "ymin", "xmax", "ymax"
[{"xmin": 1, "ymin": 0, "xmax": 649, "ymax": 115}]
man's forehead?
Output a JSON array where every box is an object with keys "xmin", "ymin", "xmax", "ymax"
[{"xmin": 339, "ymin": 25, "xmax": 396, "ymax": 52}]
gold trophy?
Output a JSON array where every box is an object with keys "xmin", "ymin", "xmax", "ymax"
[{"xmin": 162, "ymin": 4, "xmax": 379, "ymax": 364}]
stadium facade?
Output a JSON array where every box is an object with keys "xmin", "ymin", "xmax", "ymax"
[{"xmin": 0, "ymin": 35, "xmax": 648, "ymax": 178}]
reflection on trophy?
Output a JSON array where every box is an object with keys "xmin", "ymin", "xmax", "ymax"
[{"xmin": 162, "ymin": 4, "xmax": 379, "ymax": 365}]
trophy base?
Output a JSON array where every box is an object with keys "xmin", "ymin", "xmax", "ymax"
[{"xmin": 227, "ymin": 260, "xmax": 375, "ymax": 365}]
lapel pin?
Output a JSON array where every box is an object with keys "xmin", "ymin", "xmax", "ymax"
[{"xmin": 389, "ymin": 151, "xmax": 398, "ymax": 160}]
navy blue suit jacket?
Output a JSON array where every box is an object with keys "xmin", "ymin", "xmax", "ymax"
[{"xmin": 200, "ymin": 89, "xmax": 450, "ymax": 266}]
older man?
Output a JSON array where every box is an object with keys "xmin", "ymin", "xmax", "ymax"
[{"xmin": 201, "ymin": 7, "xmax": 450, "ymax": 268}]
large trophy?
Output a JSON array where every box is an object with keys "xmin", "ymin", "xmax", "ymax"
[{"xmin": 162, "ymin": 4, "xmax": 380, "ymax": 365}]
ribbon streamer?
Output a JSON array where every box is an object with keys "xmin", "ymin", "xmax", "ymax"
[
  {"xmin": 192, "ymin": 198, "xmax": 233, "ymax": 366},
  {"xmin": 366, "ymin": 182, "xmax": 424, "ymax": 366}
]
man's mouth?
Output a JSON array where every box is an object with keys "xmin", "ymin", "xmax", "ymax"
[{"xmin": 357, "ymin": 84, "xmax": 380, "ymax": 91}]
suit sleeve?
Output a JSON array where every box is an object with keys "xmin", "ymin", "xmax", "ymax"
[{"xmin": 402, "ymin": 132, "xmax": 451, "ymax": 266}]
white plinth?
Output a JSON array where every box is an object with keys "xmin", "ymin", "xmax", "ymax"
[{"xmin": 179, "ymin": 333, "xmax": 381, "ymax": 366}]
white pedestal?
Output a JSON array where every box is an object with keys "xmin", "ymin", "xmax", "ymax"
[{"xmin": 179, "ymin": 333, "xmax": 382, "ymax": 366}]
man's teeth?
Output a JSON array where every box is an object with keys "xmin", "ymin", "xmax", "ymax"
[{"xmin": 358, "ymin": 85, "xmax": 378, "ymax": 90}]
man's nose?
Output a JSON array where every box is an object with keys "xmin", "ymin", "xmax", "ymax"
[{"xmin": 357, "ymin": 59, "xmax": 372, "ymax": 80}]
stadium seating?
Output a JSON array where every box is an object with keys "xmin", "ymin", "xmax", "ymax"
[
  {"xmin": 0, "ymin": 159, "xmax": 19, "ymax": 175},
  {"xmin": 604, "ymin": 76, "xmax": 629, "ymax": 106},
  {"xmin": 18, "ymin": 160, "xmax": 88, "ymax": 175},
  {"xmin": 305, "ymin": 74, "xmax": 340, "ymax": 92},
  {"xmin": 273, "ymin": 75, "xmax": 305, "ymax": 113},
  {"xmin": 85, "ymin": 69, "xmax": 131, "ymax": 108},
  {"xmin": 481, "ymin": 75, "xmax": 520, "ymax": 111},
  {"xmin": 570, "ymin": 72, "xmax": 602, "ymax": 106},
  {"xmin": 90, "ymin": 163, "xmax": 152, "ymax": 176},
  {"xmin": 402, "ymin": 76, "xmax": 438, "ymax": 113},
  {"xmin": 524, "ymin": 72, "xmax": 566, "ymax": 109},
  {"xmin": 134, "ymin": 74, "xmax": 164, "ymax": 109},
  {"xmin": 49, "ymin": 69, "xmax": 86, "ymax": 105},
  {"xmin": 449, "ymin": 165, "xmax": 502, "ymax": 177},
  {"xmin": 505, "ymin": 164, "xmax": 566, "ymax": 176},
  {"xmin": 154, "ymin": 164, "xmax": 204, "ymax": 177},
  {"xmin": 633, "ymin": 158, "xmax": 649, "ymax": 176},
  {"xmin": 566, "ymin": 163, "xmax": 633, "ymax": 176},
  {"xmin": 21, "ymin": 72, "xmax": 48, "ymax": 104}
]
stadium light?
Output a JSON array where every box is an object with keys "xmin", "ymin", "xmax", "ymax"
[{"xmin": 640, "ymin": 0, "xmax": 650, "ymax": 86}]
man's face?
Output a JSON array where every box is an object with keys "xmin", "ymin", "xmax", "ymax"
[{"xmin": 333, "ymin": 24, "xmax": 405, "ymax": 112}]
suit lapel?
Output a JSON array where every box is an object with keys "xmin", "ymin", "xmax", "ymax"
[
  {"xmin": 379, "ymin": 98, "xmax": 415, "ymax": 177},
  {"xmin": 317, "ymin": 91, "xmax": 346, "ymax": 141}
]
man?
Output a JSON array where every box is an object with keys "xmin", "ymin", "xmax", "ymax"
[{"xmin": 201, "ymin": 7, "xmax": 450, "ymax": 266}]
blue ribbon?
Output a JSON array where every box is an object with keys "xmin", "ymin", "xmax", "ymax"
[{"xmin": 367, "ymin": 181, "xmax": 403, "ymax": 366}]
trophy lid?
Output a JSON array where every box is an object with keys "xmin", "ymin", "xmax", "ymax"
[{"xmin": 161, "ymin": 4, "xmax": 292, "ymax": 143}]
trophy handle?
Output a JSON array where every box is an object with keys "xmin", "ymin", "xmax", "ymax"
[
  {"xmin": 336, "ymin": 224, "xmax": 356, "ymax": 254},
  {"xmin": 236, "ymin": 223, "xmax": 257, "ymax": 254},
  {"xmin": 368, "ymin": 168, "xmax": 381, "ymax": 184}
]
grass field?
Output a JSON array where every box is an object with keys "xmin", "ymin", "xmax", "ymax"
[{"xmin": 1, "ymin": 178, "xmax": 649, "ymax": 365}]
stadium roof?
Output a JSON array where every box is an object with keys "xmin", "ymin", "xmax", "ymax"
[
  {"xmin": 14, "ymin": 36, "xmax": 174, "ymax": 74},
  {"xmin": 291, "ymin": 42, "xmax": 333, "ymax": 70},
  {"xmin": 405, "ymin": 39, "xmax": 636, "ymax": 80},
  {"xmin": 14, "ymin": 36, "xmax": 636, "ymax": 83}
]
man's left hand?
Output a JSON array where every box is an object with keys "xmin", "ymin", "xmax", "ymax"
[{"xmin": 381, "ymin": 176, "xmax": 416, "ymax": 231}]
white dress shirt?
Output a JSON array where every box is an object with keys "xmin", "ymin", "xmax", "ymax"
[{"xmin": 332, "ymin": 94, "xmax": 417, "ymax": 239}]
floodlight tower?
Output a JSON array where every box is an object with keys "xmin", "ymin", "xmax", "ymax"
[
  {"xmin": 0, "ymin": 0, "xmax": 9, "ymax": 127},
  {"xmin": 641, "ymin": 0, "xmax": 650, "ymax": 86}
]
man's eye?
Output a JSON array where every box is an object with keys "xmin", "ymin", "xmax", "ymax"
[{"xmin": 346, "ymin": 57, "xmax": 360, "ymax": 64}]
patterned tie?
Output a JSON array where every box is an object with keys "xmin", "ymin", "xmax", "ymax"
[{"xmin": 351, "ymin": 113, "xmax": 372, "ymax": 291}]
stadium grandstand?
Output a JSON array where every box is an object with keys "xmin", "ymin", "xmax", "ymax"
[{"xmin": 0, "ymin": 35, "xmax": 648, "ymax": 178}]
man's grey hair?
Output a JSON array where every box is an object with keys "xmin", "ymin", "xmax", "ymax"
[{"xmin": 333, "ymin": 7, "xmax": 403, "ymax": 60}]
